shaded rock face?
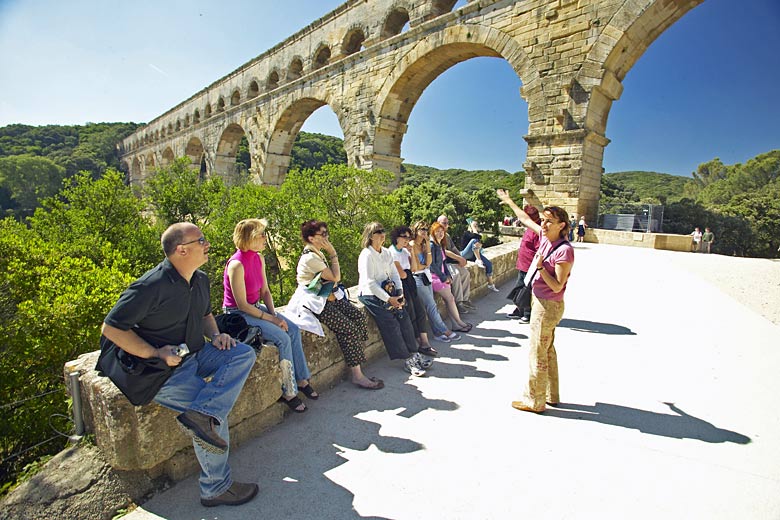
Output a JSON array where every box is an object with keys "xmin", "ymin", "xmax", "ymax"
[{"xmin": 0, "ymin": 444, "xmax": 166, "ymax": 520}]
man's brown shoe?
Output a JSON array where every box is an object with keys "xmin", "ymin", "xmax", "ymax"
[
  {"xmin": 201, "ymin": 481, "xmax": 259, "ymax": 507},
  {"xmin": 511, "ymin": 401, "xmax": 544, "ymax": 413},
  {"xmin": 177, "ymin": 410, "xmax": 228, "ymax": 454}
]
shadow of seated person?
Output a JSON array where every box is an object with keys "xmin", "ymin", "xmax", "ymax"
[{"xmin": 546, "ymin": 401, "xmax": 750, "ymax": 444}]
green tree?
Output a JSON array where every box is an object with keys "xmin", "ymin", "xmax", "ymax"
[
  {"xmin": 0, "ymin": 156, "xmax": 66, "ymax": 218},
  {"xmin": 28, "ymin": 169, "xmax": 159, "ymax": 274},
  {"xmin": 143, "ymin": 157, "xmax": 228, "ymax": 227}
]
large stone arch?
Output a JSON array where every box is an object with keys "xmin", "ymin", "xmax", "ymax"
[
  {"xmin": 161, "ymin": 147, "xmax": 175, "ymax": 167},
  {"xmin": 373, "ymin": 23, "xmax": 541, "ymax": 174},
  {"xmin": 552, "ymin": 0, "xmax": 706, "ymax": 221},
  {"xmin": 214, "ymin": 124, "xmax": 247, "ymax": 182},
  {"xmin": 264, "ymin": 95, "xmax": 346, "ymax": 185},
  {"xmin": 184, "ymin": 136, "xmax": 206, "ymax": 174}
]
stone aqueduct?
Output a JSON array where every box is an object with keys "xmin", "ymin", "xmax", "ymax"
[{"xmin": 118, "ymin": 0, "xmax": 703, "ymax": 222}]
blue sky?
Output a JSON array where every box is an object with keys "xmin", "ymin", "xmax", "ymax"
[{"xmin": 0, "ymin": 0, "xmax": 778, "ymax": 177}]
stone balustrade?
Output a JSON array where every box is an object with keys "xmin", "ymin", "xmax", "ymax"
[{"xmin": 63, "ymin": 241, "xmax": 520, "ymax": 482}]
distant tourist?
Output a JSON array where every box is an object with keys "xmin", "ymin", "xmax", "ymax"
[
  {"xmin": 702, "ymin": 227, "xmax": 714, "ymax": 254},
  {"xmin": 690, "ymin": 227, "xmax": 703, "ymax": 252},
  {"xmin": 497, "ymin": 190, "xmax": 574, "ymax": 414},
  {"xmin": 577, "ymin": 216, "xmax": 588, "ymax": 243},
  {"xmin": 568, "ymin": 216, "xmax": 576, "ymax": 241}
]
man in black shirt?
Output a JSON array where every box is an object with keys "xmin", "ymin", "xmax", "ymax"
[{"xmin": 102, "ymin": 222, "xmax": 258, "ymax": 507}]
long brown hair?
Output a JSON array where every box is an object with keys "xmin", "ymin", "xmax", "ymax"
[
  {"xmin": 429, "ymin": 221, "xmax": 446, "ymax": 245},
  {"xmin": 543, "ymin": 207, "xmax": 571, "ymax": 240}
]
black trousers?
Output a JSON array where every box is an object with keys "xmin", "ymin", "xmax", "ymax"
[
  {"xmin": 358, "ymin": 294, "xmax": 418, "ymax": 360},
  {"xmin": 401, "ymin": 271, "xmax": 428, "ymax": 338}
]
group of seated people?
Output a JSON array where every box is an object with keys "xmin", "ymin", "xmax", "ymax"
[{"xmin": 228, "ymin": 215, "xmax": 494, "ymax": 404}]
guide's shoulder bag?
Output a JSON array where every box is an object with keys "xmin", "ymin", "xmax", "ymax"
[
  {"xmin": 95, "ymin": 335, "xmax": 174, "ymax": 406},
  {"xmin": 511, "ymin": 240, "xmax": 568, "ymax": 308}
]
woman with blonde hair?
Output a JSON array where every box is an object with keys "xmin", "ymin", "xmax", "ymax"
[
  {"xmin": 429, "ymin": 221, "xmax": 472, "ymax": 333},
  {"xmin": 223, "ymin": 218, "xmax": 316, "ymax": 413},
  {"xmin": 357, "ymin": 222, "xmax": 427, "ymax": 377},
  {"xmin": 409, "ymin": 221, "xmax": 461, "ymax": 343}
]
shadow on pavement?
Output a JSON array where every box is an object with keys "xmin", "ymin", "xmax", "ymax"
[
  {"xmin": 545, "ymin": 401, "xmax": 751, "ymax": 444},
  {"xmin": 558, "ymin": 318, "xmax": 636, "ymax": 335}
]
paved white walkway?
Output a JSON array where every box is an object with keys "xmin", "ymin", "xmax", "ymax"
[{"xmin": 126, "ymin": 243, "xmax": 780, "ymax": 520}]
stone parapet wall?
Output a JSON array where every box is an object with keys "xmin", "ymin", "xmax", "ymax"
[
  {"xmin": 498, "ymin": 225, "xmax": 692, "ymax": 253},
  {"xmin": 63, "ymin": 243, "xmax": 520, "ymax": 481}
]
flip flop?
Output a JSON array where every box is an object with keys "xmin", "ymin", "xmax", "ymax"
[
  {"xmin": 452, "ymin": 323, "xmax": 473, "ymax": 333},
  {"xmin": 353, "ymin": 377, "xmax": 384, "ymax": 390}
]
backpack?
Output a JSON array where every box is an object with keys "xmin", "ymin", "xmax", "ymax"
[{"xmin": 215, "ymin": 313, "xmax": 264, "ymax": 350}]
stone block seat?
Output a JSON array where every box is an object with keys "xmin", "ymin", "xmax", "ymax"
[{"xmin": 64, "ymin": 242, "xmax": 520, "ymax": 482}]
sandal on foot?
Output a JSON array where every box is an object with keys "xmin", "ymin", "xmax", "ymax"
[
  {"xmin": 300, "ymin": 384, "xmax": 319, "ymax": 400},
  {"xmin": 452, "ymin": 323, "xmax": 472, "ymax": 333},
  {"xmin": 418, "ymin": 346, "xmax": 439, "ymax": 358},
  {"xmin": 278, "ymin": 395, "xmax": 307, "ymax": 413},
  {"xmin": 354, "ymin": 377, "xmax": 384, "ymax": 390}
]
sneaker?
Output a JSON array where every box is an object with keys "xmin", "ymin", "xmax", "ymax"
[
  {"xmin": 457, "ymin": 304, "xmax": 470, "ymax": 315},
  {"xmin": 519, "ymin": 316, "xmax": 530, "ymax": 324},
  {"xmin": 506, "ymin": 309, "xmax": 522, "ymax": 319},
  {"xmin": 487, "ymin": 284, "xmax": 500, "ymax": 292},
  {"xmin": 201, "ymin": 481, "xmax": 259, "ymax": 507},
  {"xmin": 177, "ymin": 410, "xmax": 227, "ymax": 454},
  {"xmin": 475, "ymin": 259, "xmax": 486, "ymax": 269},
  {"xmin": 414, "ymin": 352, "xmax": 433, "ymax": 370},
  {"xmin": 446, "ymin": 331, "xmax": 461, "ymax": 341},
  {"xmin": 404, "ymin": 357, "xmax": 426, "ymax": 377}
]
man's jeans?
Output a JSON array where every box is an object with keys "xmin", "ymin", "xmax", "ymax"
[{"xmin": 154, "ymin": 342, "xmax": 256, "ymax": 499}]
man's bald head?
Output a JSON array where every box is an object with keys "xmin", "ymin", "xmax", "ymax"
[
  {"xmin": 437, "ymin": 215, "xmax": 449, "ymax": 228},
  {"xmin": 161, "ymin": 222, "xmax": 200, "ymax": 257}
]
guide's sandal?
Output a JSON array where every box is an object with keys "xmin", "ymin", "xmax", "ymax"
[{"xmin": 278, "ymin": 395, "xmax": 307, "ymax": 413}]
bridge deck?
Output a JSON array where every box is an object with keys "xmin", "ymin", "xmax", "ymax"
[{"xmin": 126, "ymin": 243, "xmax": 780, "ymax": 519}]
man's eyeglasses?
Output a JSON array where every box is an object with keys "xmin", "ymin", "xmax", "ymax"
[
  {"xmin": 373, "ymin": 229, "xmax": 386, "ymax": 235},
  {"xmin": 180, "ymin": 236, "xmax": 207, "ymax": 246}
]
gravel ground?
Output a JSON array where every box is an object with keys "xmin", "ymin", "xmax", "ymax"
[{"xmin": 666, "ymin": 251, "xmax": 780, "ymax": 325}]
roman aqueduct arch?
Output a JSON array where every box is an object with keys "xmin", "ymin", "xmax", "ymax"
[{"xmin": 118, "ymin": 0, "xmax": 703, "ymax": 222}]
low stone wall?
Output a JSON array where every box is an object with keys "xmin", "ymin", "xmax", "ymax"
[
  {"xmin": 63, "ymin": 242, "xmax": 520, "ymax": 482},
  {"xmin": 498, "ymin": 225, "xmax": 691, "ymax": 252}
]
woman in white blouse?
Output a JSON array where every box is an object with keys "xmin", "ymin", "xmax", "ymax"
[{"xmin": 357, "ymin": 222, "xmax": 427, "ymax": 377}]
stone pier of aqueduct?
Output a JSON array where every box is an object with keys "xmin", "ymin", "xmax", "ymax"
[{"xmin": 118, "ymin": 0, "xmax": 703, "ymax": 222}]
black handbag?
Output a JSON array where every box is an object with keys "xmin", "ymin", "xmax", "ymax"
[
  {"xmin": 509, "ymin": 240, "xmax": 568, "ymax": 308},
  {"xmin": 215, "ymin": 312, "xmax": 264, "ymax": 350},
  {"xmin": 95, "ymin": 336, "xmax": 174, "ymax": 406}
]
